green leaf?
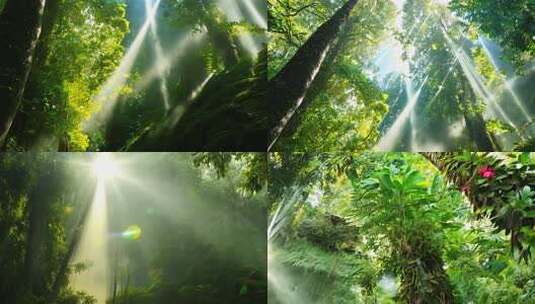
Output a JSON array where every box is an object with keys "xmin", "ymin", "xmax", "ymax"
[
  {"xmin": 239, "ymin": 285, "xmax": 248, "ymax": 295},
  {"xmin": 429, "ymin": 174, "xmax": 443, "ymax": 194},
  {"xmin": 361, "ymin": 178, "xmax": 380, "ymax": 190},
  {"xmin": 403, "ymin": 170, "xmax": 424, "ymax": 191},
  {"xmin": 519, "ymin": 152, "xmax": 531, "ymax": 165},
  {"xmin": 378, "ymin": 173, "xmax": 395, "ymax": 192}
]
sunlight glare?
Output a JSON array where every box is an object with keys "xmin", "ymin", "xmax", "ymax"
[
  {"xmin": 122, "ymin": 225, "xmax": 142, "ymax": 240},
  {"xmin": 93, "ymin": 153, "xmax": 119, "ymax": 181}
]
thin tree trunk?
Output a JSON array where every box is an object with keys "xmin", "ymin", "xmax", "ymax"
[
  {"xmin": 0, "ymin": 0, "xmax": 46, "ymax": 146},
  {"xmin": 9, "ymin": 0, "xmax": 62, "ymax": 150},
  {"xmin": 269, "ymin": 0, "xmax": 359, "ymax": 149},
  {"xmin": 28, "ymin": 0, "xmax": 58, "ymax": 81}
]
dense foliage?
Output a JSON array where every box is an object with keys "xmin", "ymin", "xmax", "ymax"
[
  {"xmin": 0, "ymin": 0, "xmax": 267, "ymax": 151},
  {"xmin": 2, "ymin": 0, "xmax": 128, "ymax": 151},
  {"xmin": 449, "ymin": 0, "xmax": 535, "ymax": 68},
  {"xmin": 269, "ymin": 152, "xmax": 535, "ymax": 303}
]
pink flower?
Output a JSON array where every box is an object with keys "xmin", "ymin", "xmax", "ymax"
[{"xmin": 479, "ymin": 166, "xmax": 495, "ymax": 180}]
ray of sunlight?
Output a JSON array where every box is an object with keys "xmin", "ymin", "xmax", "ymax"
[
  {"xmin": 375, "ymin": 75, "xmax": 429, "ymax": 151},
  {"xmin": 84, "ymin": 0, "xmax": 162, "ymax": 131},
  {"xmin": 440, "ymin": 24, "xmax": 518, "ymax": 129},
  {"xmin": 217, "ymin": 0, "xmax": 263, "ymax": 56},
  {"xmin": 131, "ymin": 31, "xmax": 207, "ymax": 95},
  {"xmin": 478, "ymin": 36, "xmax": 532, "ymax": 123},
  {"xmin": 268, "ymin": 244, "xmax": 313, "ymax": 304},
  {"xmin": 242, "ymin": 0, "xmax": 267, "ymax": 29},
  {"xmin": 70, "ymin": 180, "xmax": 109, "ymax": 304},
  {"xmin": 145, "ymin": 0, "xmax": 171, "ymax": 111}
]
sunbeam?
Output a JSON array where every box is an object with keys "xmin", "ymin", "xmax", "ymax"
[
  {"xmin": 131, "ymin": 31, "xmax": 207, "ymax": 96},
  {"xmin": 242, "ymin": 0, "xmax": 267, "ymax": 29},
  {"xmin": 164, "ymin": 72, "xmax": 215, "ymax": 128},
  {"xmin": 440, "ymin": 24, "xmax": 518, "ymax": 129},
  {"xmin": 376, "ymin": 75, "xmax": 429, "ymax": 151},
  {"xmin": 85, "ymin": 0, "xmax": 162, "ymax": 130},
  {"xmin": 268, "ymin": 243, "xmax": 312, "ymax": 304},
  {"xmin": 145, "ymin": 0, "xmax": 171, "ymax": 111},
  {"xmin": 217, "ymin": 0, "xmax": 263, "ymax": 56},
  {"xmin": 65, "ymin": 153, "xmax": 267, "ymax": 303},
  {"xmin": 70, "ymin": 180, "xmax": 109, "ymax": 304},
  {"xmin": 478, "ymin": 36, "xmax": 532, "ymax": 123},
  {"xmin": 268, "ymin": 188, "xmax": 302, "ymax": 241}
]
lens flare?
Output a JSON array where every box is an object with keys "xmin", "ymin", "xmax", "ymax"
[{"xmin": 122, "ymin": 225, "xmax": 142, "ymax": 240}]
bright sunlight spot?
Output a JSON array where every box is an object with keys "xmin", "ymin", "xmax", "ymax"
[{"xmin": 92, "ymin": 153, "xmax": 119, "ymax": 180}]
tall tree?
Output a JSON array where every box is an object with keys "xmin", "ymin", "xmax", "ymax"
[
  {"xmin": 277, "ymin": 15, "xmax": 358, "ymax": 142},
  {"xmin": 0, "ymin": 0, "xmax": 46, "ymax": 145},
  {"xmin": 269, "ymin": 0, "xmax": 359, "ymax": 149},
  {"xmin": 393, "ymin": 0, "xmax": 499, "ymax": 151},
  {"xmin": 22, "ymin": 157, "xmax": 64, "ymax": 298}
]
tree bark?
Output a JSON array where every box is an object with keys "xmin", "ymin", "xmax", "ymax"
[
  {"xmin": 276, "ymin": 15, "xmax": 358, "ymax": 144},
  {"xmin": 398, "ymin": 237, "xmax": 455, "ymax": 304},
  {"xmin": 269, "ymin": 0, "xmax": 359, "ymax": 149},
  {"xmin": 0, "ymin": 0, "xmax": 46, "ymax": 146},
  {"xmin": 10, "ymin": 0, "xmax": 61, "ymax": 150}
]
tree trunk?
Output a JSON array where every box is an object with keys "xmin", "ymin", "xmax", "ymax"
[
  {"xmin": 22, "ymin": 158, "xmax": 63, "ymax": 298},
  {"xmin": 127, "ymin": 50, "xmax": 267, "ymax": 152},
  {"xmin": 0, "ymin": 0, "xmax": 46, "ymax": 146},
  {"xmin": 269, "ymin": 0, "xmax": 359, "ymax": 149},
  {"xmin": 398, "ymin": 237, "xmax": 454, "ymax": 304},
  {"xmin": 276, "ymin": 15, "xmax": 358, "ymax": 144},
  {"xmin": 12, "ymin": 0, "xmax": 61, "ymax": 150},
  {"xmin": 460, "ymin": 73, "xmax": 497, "ymax": 151}
]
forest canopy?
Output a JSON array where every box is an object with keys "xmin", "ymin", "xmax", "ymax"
[{"xmin": 268, "ymin": 0, "xmax": 535, "ymax": 152}]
